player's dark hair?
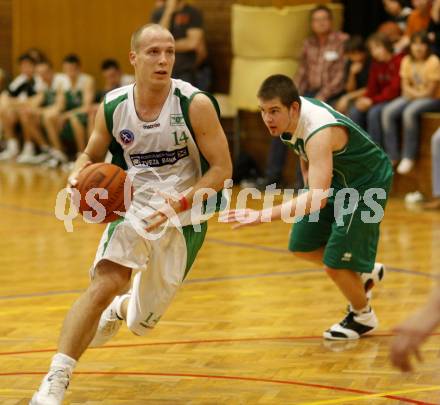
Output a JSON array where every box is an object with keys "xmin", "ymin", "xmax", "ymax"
[
  {"xmin": 344, "ymin": 35, "xmax": 367, "ymax": 53},
  {"xmin": 101, "ymin": 59, "xmax": 120, "ymax": 71},
  {"xmin": 63, "ymin": 54, "xmax": 81, "ymax": 65},
  {"xmin": 409, "ymin": 30, "xmax": 432, "ymax": 60},
  {"xmin": 18, "ymin": 53, "xmax": 36, "ymax": 65},
  {"xmin": 37, "ymin": 59, "xmax": 53, "ymax": 68},
  {"xmin": 367, "ymin": 32, "xmax": 394, "ymax": 54},
  {"xmin": 257, "ymin": 75, "xmax": 301, "ymax": 108},
  {"xmin": 310, "ymin": 4, "xmax": 333, "ymax": 20}
]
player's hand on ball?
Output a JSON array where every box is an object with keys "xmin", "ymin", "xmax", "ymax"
[
  {"xmin": 219, "ymin": 209, "xmax": 263, "ymax": 229},
  {"xmin": 67, "ymin": 161, "xmax": 92, "ymax": 189}
]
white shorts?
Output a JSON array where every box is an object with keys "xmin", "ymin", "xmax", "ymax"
[{"xmin": 91, "ymin": 218, "xmax": 207, "ymax": 335}]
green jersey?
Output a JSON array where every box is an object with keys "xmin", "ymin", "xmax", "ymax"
[{"xmin": 280, "ymin": 97, "xmax": 393, "ymax": 192}]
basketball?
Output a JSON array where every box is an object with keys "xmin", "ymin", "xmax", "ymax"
[{"xmin": 75, "ymin": 162, "xmax": 131, "ymax": 223}]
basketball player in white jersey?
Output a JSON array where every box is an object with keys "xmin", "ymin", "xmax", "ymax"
[{"xmin": 30, "ymin": 24, "xmax": 232, "ymax": 405}]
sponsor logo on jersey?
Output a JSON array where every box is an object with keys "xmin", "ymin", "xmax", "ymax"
[
  {"xmin": 170, "ymin": 114, "xmax": 185, "ymax": 126},
  {"xmin": 341, "ymin": 252, "xmax": 352, "ymax": 262},
  {"xmin": 143, "ymin": 123, "xmax": 160, "ymax": 130},
  {"xmin": 130, "ymin": 146, "xmax": 189, "ymax": 167},
  {"xmin": 119, "ymin": 129, "xmax": 135, "ymax": 145}
]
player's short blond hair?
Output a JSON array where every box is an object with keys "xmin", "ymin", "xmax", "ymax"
[{"xmin": 130, "ymin": 24, "xmax": 173, "ymax": 52}]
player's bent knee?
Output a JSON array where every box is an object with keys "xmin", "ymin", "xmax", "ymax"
[
  {"xmin": 324, "ymin": 267, "xmax": 341, "ymax": 279},
  {"xmin": 292, "ymin": 250, "xmax": 318, "ymax": 262},
  {"xmin": 86, "ymin": 282, "xmax": 117, "ymax": 310},
  {"xmin": 88, "ymin": 261, "xmax": 131, "ymax": 307}
]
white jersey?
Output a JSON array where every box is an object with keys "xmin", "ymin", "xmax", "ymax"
[
  {"xmin": 60, "ymin": 72, "xmax": 93, "ymax": 92},
  {"xmin": 104, "ymin": 79, "xmax": 220, "ymax": 226}
]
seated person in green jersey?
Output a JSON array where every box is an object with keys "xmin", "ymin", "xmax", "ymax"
[
  {"xmin": 44, "ymin": 54, "xmax": 95, "ymax": 167},
  {"xmin": 87, "ymin": 59, "xmax": 134, "ymax": 139},
  {"xmin": 16, "ymin": 60, "xmax": 67, "ymax": 164},
  {"xmin": 222, "ymin": 74, "xmax": 393, "ymax": 341}
]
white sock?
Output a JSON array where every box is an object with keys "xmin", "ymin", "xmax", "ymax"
[
  {"xmin": 7, "ymin": 138, "xmax": 19, "ymax": 152},
  {"xmin": 50, "ymin": 352, "xmax": 77, "ymax": 372},
  {"xmin": 353, "ymin": 305, "xmax": 371, "ymax": 316},
  {"xmin": 22, "ymin": 141, "xmax": 34, "ymax": 155}
]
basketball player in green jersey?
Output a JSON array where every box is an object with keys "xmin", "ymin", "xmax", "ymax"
[
  {"xmin": 31, "ymin": 24, "xmax": 232, "ymax": 405},
  {"xmin": 17, "ymin": 60, "xmax": 65, "ymax": 164},
  {"xmin": 222, "ymin": 74, "xmax": 393, "ymax": 341}
]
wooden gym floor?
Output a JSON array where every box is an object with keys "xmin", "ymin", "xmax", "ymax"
[{"xmin": 1, "ymin": 162, "xmax": 440, "ymax": 405}]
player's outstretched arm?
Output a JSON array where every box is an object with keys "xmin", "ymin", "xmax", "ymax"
[
  {"xmin": 221, "ymin": 128, "xmax": 334, "ymax": 229},
  {"xmin": 68, "ymin": 103, "xmax": 112, "ymax": 187},
  {"xmin": 390, "ymin": 287, "xmax": 440, "ymax": 372}
]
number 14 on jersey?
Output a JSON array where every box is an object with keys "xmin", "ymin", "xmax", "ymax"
[{"xmin": 172, "ymin": 130, "xmax": 189, "ymax": 146}]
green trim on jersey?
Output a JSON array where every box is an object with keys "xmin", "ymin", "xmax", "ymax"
[
  {"xmin": 174, "ymin": 88, "xmax": 225, "ymax": 213},
  {"xmin": 281, "ymin": 97, "xmax": 393, "ymax": 192},
  {"xmin": 65, "ymin": 90, "xmax": 83, "ymax": 111},
  {"xmin": 104, "ymin": 93, "xmax": 129, "ymax": 170},
  {"xmin": 43, "ymin": 89, "xmax": 56, "ymax": 107},
  {"xmin": 305, "ymin": 123, "xmax": 344, "ymax": 147}
]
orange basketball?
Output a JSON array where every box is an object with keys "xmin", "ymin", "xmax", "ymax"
[{"xmin": 75, "ymin": 163, "xmax": 132, "ymax": 223}]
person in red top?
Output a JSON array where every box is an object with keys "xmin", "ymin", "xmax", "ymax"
[{"xmin": 348, "ymin": 33, "xmax": 403, "ymax": 147}]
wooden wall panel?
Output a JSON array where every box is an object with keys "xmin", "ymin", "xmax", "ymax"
[
  {"xmin": 12, "ymin": 0, "xmax": 156, "ymax": 86},
  {"xmin": 194, "ymin": 0, "xmax": 332, "ymax": 93},
  {"xmin": 12, "ymin": 0, "xmax": 332, "ymax": 90},
  {"xmin": 0, "ymin": 0, "xmax": 12, "ymax": 77},
  {"xmin": 11, "ymin": 0, "xmax": 333, "ymax": 184}
]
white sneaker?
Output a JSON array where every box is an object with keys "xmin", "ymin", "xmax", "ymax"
[
  {"xmin": 17, "ymin": 144, "xmax": 36, "ymax": 163},
  {"xmin": 50, "ymin": 149, "xmax": 68, "ymax": 163},
  {"xmin": 0, "ymin": 148, "xmax": 18, "ymax": 160},
  {"xmin": 397, "ymin": 158, "xmax": 415, "ymax": 175},
  {"xmin": 30, "ymin": 367, "xmax": 71, "ymax": 405},
  {"xmin": 89, "ymin": 300, "xmax": 122, "ymax": 347},
  {"xmin": 323, "ymin": 308, "xmax": 378, "ymax": 340},
  {"xmin": 0, "ymin": 138, "xmax": 19, "ymax": 161},
  {"xmin": 27, "ymin": 152, "xmax": 51, "ymax": 165},
  {"xmin": 42, "ymin": 157, "xmax": 62, "ymax": 169}
]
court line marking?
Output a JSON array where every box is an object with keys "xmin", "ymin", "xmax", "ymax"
[
  {"xmin": 0, "ymin": 371, "xmax": 433, "ymax": 404},
  {"xmin": 0, "ymin": 265, "xmax": 436, "ymax": 301},
  {"xmin": 303, "ymin": 385, "xmax": 440, "ymax": 405},
  {"xmin": 1, "ymin": 202, "xmax": 438, "ymax": 403},
  {"xmin": 2, "ymin": 333, "xmax": 440, "ymax": 357}
]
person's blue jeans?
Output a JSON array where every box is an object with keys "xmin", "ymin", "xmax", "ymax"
[
  {"xmin": 348, "ymin": 102, "xmax": 388, "ymax": 146},
  {"xmin": 431, "ymin": 128, "xmax": 440, "ymax": 197},
  {"xmin": 381, "ymin": 97, "xmax": 440, "ymax": 161}
]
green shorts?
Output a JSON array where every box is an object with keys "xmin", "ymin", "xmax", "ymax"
[
  {"xmin": 60, "ymin": 112, "xmax": 88, "ymax": 141},
  {"xmin": 288, "ymin": 187, "xmax": 390, "ymax": 274}
]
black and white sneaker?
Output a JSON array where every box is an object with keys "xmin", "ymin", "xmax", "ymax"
[{"xmin": 323, "ymin": 309, "xmax": 378, "ymax": 340}]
